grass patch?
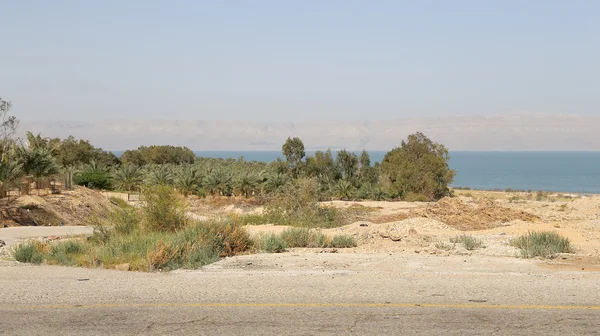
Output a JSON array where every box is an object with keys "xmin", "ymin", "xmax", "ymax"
[
  {"xmin": 510, "ymin": 231, "xmax": 574, "ymax": 259},
  {"xmin": 13, "ymin": 187, "xmax": 253, "ymax": 271},
  {"xmin": 258, "ymin": 234, "xmax": 287, "ymax": 253},
  {"xmin": 281, "ymin": 228, "xmax": 329, "ymax": 248},
  {"xmin": 435, "ymin": 241, "xmax": 455, "ymax": 250},
  {"xmin": 13, "ymin": 241, "xmax": 45, "ymax": 264},
  {"xmin": 108, "ymin": 196, "xmax": 130, "ymax": 208},
  {"xmin": 330, "ymin": 234, "xmax": 357, "ymax": 248},
  {"xmin": 449, "ymin": 235, "xmax": 485, "ymax": 250}
]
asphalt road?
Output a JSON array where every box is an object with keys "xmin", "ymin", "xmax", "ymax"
[{"xmin": 1, "ymin": 252, "xmax": 599, "ymax": 335}]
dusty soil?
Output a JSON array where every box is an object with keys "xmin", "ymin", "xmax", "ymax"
[
  {"xmin": 238, "ymin": 190, "xmax": 600, "ymax": 268},
  {"xmin": 0, "ymin": 187, "xmax": 117, "ymax": 227},
  {"xmin": 2, "ymin": 188, "xmax": 599, "ymax": 271},
  {"xmin": 408, "ymin": 197, "xmax": 540, "ymax": 230}
]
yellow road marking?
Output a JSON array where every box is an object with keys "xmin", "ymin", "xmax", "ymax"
[{"xmin": 7, "ymin": 303, "xmax": 600, "ymax": 310}]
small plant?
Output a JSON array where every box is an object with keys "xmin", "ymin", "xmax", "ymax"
[
  {"xmin": 435, "ymin": 241, "xmax": 455, "ymax": 250},
  {"xmin": 450, "ymin": 235, "xmax": 485, "ymax": 250},
  {"xmin": 259, "ymin": 234, "xmax": 287, "ymax": 253},
  {"xmin": 509, "ymin": 195, "xmax": 523, "ymax": 203},
  {"xmin": 13, "ymin": 241, "xmax": 44, "ymax": 264},
  {"xmin": 510, "ymin": 231, "xmax": 574, "ymax": 259},
  {"xmin": 280, "ymin": 228, "xmax": 329, "ymax": 248},
  {"xmin": 558, "ymin": 204, "xmax": 568, "ymax": 212},
  {"xmin": 108, "ymin": 196, "xmax": 129, "ymax": 208},
  {"xmin": 330, "ymin": 234, "xmax": 357, "ymax": 248},
  {"xmin": 141, "ymin": 185, "xmax": 187, "ymax": 232}
]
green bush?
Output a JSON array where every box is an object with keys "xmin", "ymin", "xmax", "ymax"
[
  {"xmin": 264, "ymin": 178, "xmax": 346, "ymax": 228},
  {"xmin": 13, "ymin": 242, "xmax": 44, "ymax": 264},
  {"xmin": 74, "ymin": 171, "xmax": 112, "ymax": 190},
  {"xmin": 450, "ymin": 235, "xmax": 485, "ymax": 250},
  {"xmin": 259, "ymin": 234, "xmax": 287, "ymax": 253},
  {"xmin": 280, "ymin": 228, "xmax": 329, "ymax": 248},
  {"xmin": 511, "ymin": 231, "xmax": 574, "ymax": 258},
  {"xmin": 141, "ymin": 185, "xmax": 187, "ymax": 232},
  {"xmin": 48, "ymin": 240, "xmax": 85, "ymax": 265},
  {"xmin": 330, "ymin": 234, "xmax": 357, "ymax": 248}
]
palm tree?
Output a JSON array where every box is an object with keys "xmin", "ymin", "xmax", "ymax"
[
  {"xmin": 18, "ymin": 147, "xmax": 59, "ymax": 195},
  {"xmin": 174, "ymin": 167, "xmax": 202, "ymax": 197},
  {"xmin": 262, "ymin": 172, "xmax": 288, "ymax": 194},
  {"xmin": 203, "ymin": 169, "xmax": 231, "ymax": 196},
  {"xmin": 233, "ymin": 172, "xmax": 260, "ymax": 198},
  {"xmin": 332, "ymin": 179, "xmax": 356, "ymax": 201},
  {"xmin": 146, "ymin": 165, "xmax": 174, "ymax": 186},
  {"xmin": 112, "ymin": 164, "xmax": 144, "ymax": 192},
  {"xmin": 0, "ymin": 158, "xmax": 23, "ymax": 200}
]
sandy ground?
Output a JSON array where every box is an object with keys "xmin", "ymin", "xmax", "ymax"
[{"xmin": 2, "ymin": 189, "xmax": 600, "ymax": 269}]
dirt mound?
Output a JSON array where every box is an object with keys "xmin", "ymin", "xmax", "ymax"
[
  {"xmin": 1, "ymin": 187, "xmax": 116, "ymax": 227},
  {"xmin": 409, "ymin": 197, "xmax": 540, "ymax": 231}
]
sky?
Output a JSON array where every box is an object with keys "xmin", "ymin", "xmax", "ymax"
[{"xmin": 1, "ymin": 0, "xmax": 599, "ymax": 122}]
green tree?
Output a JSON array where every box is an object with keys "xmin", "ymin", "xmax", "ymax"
[
  {"xmin": 0, "ymin": 97, "xmax": 19, "ymax": 163},
  {"xmin": 233, "ymin": 172, "xmax": 260, "ymax": 198},
  {"xmin": 358, "ymin": 150, "xmax": 378, "ymax": 185},
  {"xmin": 282, "ymin": 137, "xmax": 305, "ymax": 178},
  {"xmin": 121, "ymin": 145, "xmax": 195, "ymax": 165},
  {"xmin": 0, "ymin": 155, "xmax": 22, "ymax": 198},
  {"xmin": 146, "ymin": 165, "xmax": 175, "ymax": 186},
  {"xmin": 332, "ymin": 179, "xmax": 356, "ymax": 200},
  {"xmin": 18, "ymin": 147, "xmax": 60, "ymax": 194},
  {"xmin": 380, "ymin": 132, "xmax": 455, "ymax": 200},
  {"xmin": 262, "ymin": 171, "xmax": 289, "ymax": 194},
  {"xmin": 112, "ymin": 164, "xmax": 144, "ymax": 192},
  {"xmin": 174, "ymin": 167, "xmax": 202, "ymax": 197},
  {"xmin": 55, "ymin": 136, "xmax": 119, "ymax": 168},
  {"xmin": 203, "ymin": 169, "xmax": 232, "ymax": 196},
  {"xmin": 74, "ymin": 160, "xmax": 112, "ymax": 190},
  {"xmin": 336, "ymin": 150, "xmax": 359, "ymax": 184}
]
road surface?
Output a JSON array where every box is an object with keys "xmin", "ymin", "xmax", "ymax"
[{"xmin": 1, "ymin": 251, "xmax": 599, "ymax": 335}]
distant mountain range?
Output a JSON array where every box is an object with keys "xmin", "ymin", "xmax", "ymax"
[{"xmin": 19, "ymin": 113, "xmax": 600, "ymax": 151}]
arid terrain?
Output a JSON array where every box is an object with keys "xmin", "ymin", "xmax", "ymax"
[
  {"xmin": 2, "ymin": 188, "xmax": 600, "ymax": 335},
  {"xmin": 3, "ymin": 188, "xmax": 600, "ymax": 269}
]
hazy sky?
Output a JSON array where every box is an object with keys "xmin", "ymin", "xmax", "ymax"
[{"xmin": 2, "ymin": 1, "xmax": 599, "ymax": 122}]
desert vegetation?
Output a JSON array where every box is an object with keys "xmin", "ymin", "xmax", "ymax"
[
  {"xmin": 0, "ymin": 97, "xmax": 455, "ymax": 203},
  {"xmin": 511, "ymin": 231, "xmax": 574, "ymax": 259}
]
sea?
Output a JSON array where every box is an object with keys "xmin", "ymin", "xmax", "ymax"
[{"xmin": 111, "ymin": 151, "xmax": 600, "ymax": 194}]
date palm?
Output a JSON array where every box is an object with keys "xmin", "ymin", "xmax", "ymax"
[
  {"xmin": 112, "ymin": 164, "xmax": 144, "ymax": 192},
  {"xmin": 233, "ymin": 172, "xmax": 260, "ymax": 198},
  {"xmin": 175, "ymin": 167, "xmax": 202, "ymax": 197},
  {"xmin": 146, "ymin": 165, "xmax": 174, "ymax": 186}
]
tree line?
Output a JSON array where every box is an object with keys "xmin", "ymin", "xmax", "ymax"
[{"xmin": 0, "ymin": 97, "xmax": 455, "ymax": 201}]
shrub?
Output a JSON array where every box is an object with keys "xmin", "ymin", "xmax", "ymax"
[
  {"xmin": 74, "ymin": 171, "xmax": 112, "ymax": 190},
  {"xmin": 380, "ymin": 132, "xmax": 455, "ymax": 201},
  {"xmin": 280, "ymin": 228, "xmax": 329, "ymax": 248},
  {"xmin": 264, "ymin": 178, "xmax": 346, "ymax": 228},
  {"xmin": 511, "ymin": 231, "xmax": 574, "ymax": 258},
  {"xmin": 141, "ymin": 185, "xmax": 187, "ymax": 232},
  {"xmin": 48, "ymin": 240, "xmax": 85, "ymax": 265},
  {"xmin": 13, "ymin": 242, "xmax": 44, "ymax": 264},
  {"xmin": 435, "ymin": 241, "xmax": 455, "ymax": 250},
  {"xmin": 450, "ymin": 235, "xmax": 485, "ymax": 250},
  {"xmin": 108, "ymin": 196, "xmax": 129, "ymax": 208},
  {"xmin": 330, "ymin": 234, "xmax": 357, "ymax": 248},
  {"xmin": 258, "ymin": 234, "xmax": 287, "ymax": 253}
]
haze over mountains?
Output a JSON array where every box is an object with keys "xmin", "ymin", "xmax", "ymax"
[{"xmin": 21, "ymin": 113, "xmax": 600, "ymax": 151}]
